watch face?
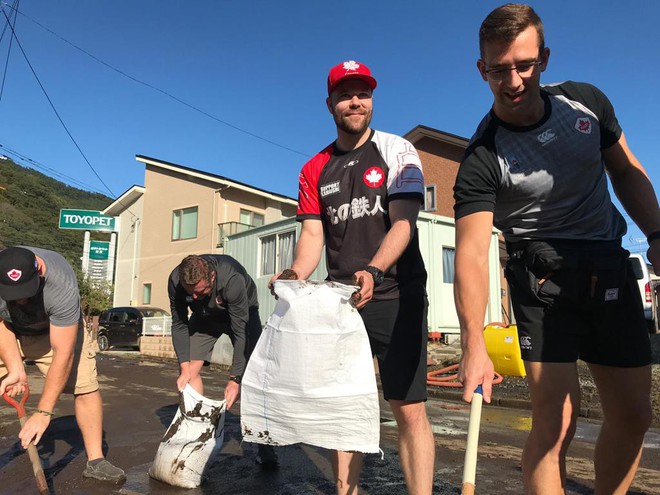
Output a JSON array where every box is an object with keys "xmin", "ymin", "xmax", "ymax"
[{"xmin": 366, "ymin": 266, "xmax": 384, "ymax": 286}]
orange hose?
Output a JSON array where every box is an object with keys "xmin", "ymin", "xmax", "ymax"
[{"xmin": 427, "ymin": 363, "xmax": 503, "ymax": 388}]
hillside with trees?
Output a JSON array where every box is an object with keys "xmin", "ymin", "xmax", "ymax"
[{"xmin": 0, "ymin": 157, "xmax": 113, "ymax": 267}]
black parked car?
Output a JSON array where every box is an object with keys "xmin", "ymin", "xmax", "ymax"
[{"xmin": 97, "ymin": 306, "xmax": 169, "ymax": 351}]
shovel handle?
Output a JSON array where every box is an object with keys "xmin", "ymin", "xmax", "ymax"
[
  {"xmin": 19, "ymin": 415, "xmax": 49, "ymax": 494},
  {"xmin": 3, "ymin": 387, "xmax": 49, "ymax": 494},
  {"xmin": 3, "ymin": 385, "xmax": 29, "ymax": 417},
  {"xmin": 461, "ymin": 385, "xmax": 483, "ymax": 495}
]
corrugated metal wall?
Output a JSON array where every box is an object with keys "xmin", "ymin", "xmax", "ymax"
[{"xmin": 225, "ymin": 217, "xmax": 327, "ymax": 325}]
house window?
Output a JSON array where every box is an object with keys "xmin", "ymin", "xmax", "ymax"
[
  {"xmin": 240, "ymin": 209, "xmax": 265, "ymax": 227},
  {"xmin": 172, "ymin": 207, "xmax": 198, "ymax": 240},
  {"xmin": 260, "ymin": 230, "xmax": 297, "ymax": 276},
  {"xmin": 424, "ymin": 185, "xmax": 436, "ymax": 211},
  {"xmin": 143, "ymin": 283, "xmax": 152, "ymax": 305},
  {"xmin": 442, "ymin": 247, "xmax": 455, "ymax": 283}
]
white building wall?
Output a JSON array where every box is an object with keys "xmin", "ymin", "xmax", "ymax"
[{"xmin": 112, "ymin": 197, "xmax": 144, "ymax": 307}]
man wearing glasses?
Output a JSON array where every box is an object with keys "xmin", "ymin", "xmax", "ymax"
[{"xmin": 453, "ymin": 4, "xmax": 659, "ymax": 494}]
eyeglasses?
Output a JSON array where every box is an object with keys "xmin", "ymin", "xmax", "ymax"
[{"xmin": 484, "ymin": 61, "xmax": 542, "ymax": 81}]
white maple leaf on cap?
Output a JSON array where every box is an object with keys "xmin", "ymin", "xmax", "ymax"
[
  {"xmin": 343, "ymin": 60, "xmax": 360, "ymax": 71},
  {"xmin": 366, "ymin": 169, "xmax": 382, "ymax": 185}
]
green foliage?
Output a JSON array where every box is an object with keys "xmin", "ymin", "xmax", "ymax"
[
  {"xmin": 0, "ymin": 158, "xmax": 113, "ymax": 267},
  {"xmin": 76, "ymin": 268, "xmax": 113, "ymax": 316}
]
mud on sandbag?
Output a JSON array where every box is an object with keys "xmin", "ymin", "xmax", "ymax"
[
  {"xmin": 149, "ymin": 384, "xmax": 226, "ymax": 488},
  {"xmin": 241, "ymin": 280, "xmax": 380, "ymax": 453}
]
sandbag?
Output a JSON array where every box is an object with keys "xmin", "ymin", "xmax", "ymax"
[
  {"xmin": 241, "ymin": 280, "xmax": 380, "ymax": 453},
  {"xmin": 149, "ymin": 384, "xmax": 226, "ymax": 488}
]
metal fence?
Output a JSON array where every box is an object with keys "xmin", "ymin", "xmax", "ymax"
[{"xmin": 142, "ymin": 316, "xmax": 172, "ymax": 336}]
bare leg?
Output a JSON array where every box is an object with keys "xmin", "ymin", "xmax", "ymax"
[
  {"xmin": 389, "ymin": 400, "xmax": 435, "ymax": 495},
  {"xmin": 187, "ymin": 360, "xmax": 205, "ymax": 395},
  {"xmin": 74, "ymin": 390, "xmax": 104, "ymax": 460},
  {"xmin": 589, "ymin": 363, "xmax": 651, "ymax": 495},
  {"xmin": 522, "ymin": 362, "xmax": 580, "ymax": 494},
  {"xmin": 330, "ymin": 450, "xmax": 362, "ymax": 495}
]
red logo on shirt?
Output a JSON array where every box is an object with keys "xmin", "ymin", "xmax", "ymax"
[
  {"xmin": 7, "ymin": 269, "xmax": 22, "ymax": 281},
  {"xmin": 575, "ymin": 117, "xmax": 592, "ymax": 134},
  {"xmin": 363, "ymin": 167, "xmax": 384, "ymax": 188}
]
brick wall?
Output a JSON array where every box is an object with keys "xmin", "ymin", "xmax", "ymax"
[{"xmin": 417, "ymin": 141, "xmax": 462, "ymax": 217}]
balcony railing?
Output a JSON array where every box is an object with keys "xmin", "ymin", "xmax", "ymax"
[
  {"xmin": 142, "ymin": 316, "xmax": 172, "ymax": 336},
  {"xmin": 217, "ymin": 221, "xmax": 254, "ymax": 247}
]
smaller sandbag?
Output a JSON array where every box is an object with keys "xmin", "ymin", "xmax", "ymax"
[{"xmin": 149, "ymin": 384, "xmax": 226, "ymax": 488}]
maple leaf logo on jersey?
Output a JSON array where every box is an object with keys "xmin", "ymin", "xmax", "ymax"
[
  {"xmin": 575, "ymin": 117, "xmax": 592, "ymax": 134},
  {"xmin": 343, "ymin": 60, "xmax": 360, "ymax": 71},
  {"xmin": 7, "ymin": 269, "xmax": 22, "ymax": 281},
  {"xmin": 363, "ymin": 167, "xmax": 384, "ymax": 188}
]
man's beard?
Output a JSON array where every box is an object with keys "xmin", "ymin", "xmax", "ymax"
[{"xmin": 333, "ymin": 109, "xmax": 372, "ymax": 136}]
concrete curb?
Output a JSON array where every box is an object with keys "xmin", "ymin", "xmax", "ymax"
[{"xmin": 426, "ymin": 386, "xmax": 605, "ymax": 422}]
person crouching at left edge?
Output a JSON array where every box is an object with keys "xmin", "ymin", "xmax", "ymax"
[{"xmin": 0, "ymin": 246, "xmax": 126, "ymax": 483}]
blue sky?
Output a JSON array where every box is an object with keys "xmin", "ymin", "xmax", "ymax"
[{"xmin": 0, "ymin": 1, "xmax": 658, "ymax": 252}]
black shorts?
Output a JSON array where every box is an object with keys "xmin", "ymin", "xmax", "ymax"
[
  {"xmin": 505, "ymin": 240, "xmax": 652, "ymax": 366},
  {"xmin": 359, "ymin": 287, "xmax": 428, "ymax": 401},
  {"xmin": 188, "ymin": 307, "xmax": 262, "ymax": 362}
]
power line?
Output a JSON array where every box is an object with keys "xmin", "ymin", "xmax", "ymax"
[
  {"xmin": 0, "ymin": 142, "xmax": 141, "ymax": 219},
  {"xmin": 5, "ymin": 3, "xmax": 310, "ymax": 158},
  {"xmin": 0, "ymin": 7, "xmax": 141, "ymax": 220},
  {"xmin": 0, "ymin": 0, "xmax": 15, "ymax": 44},
  {"xmin": 1, "ymin": 7, "xmax": 117, "ymax": 199},
  {"xmin": 0, "ymin": 0, "xmax": 18, "ymax": 101},
  {"xmin": 0, "ymin": 143, "xmax": 109, "ymax": 194},
  {"xmin": 0, "ymin": 5, "xmax": 152, "ymax": 221}
]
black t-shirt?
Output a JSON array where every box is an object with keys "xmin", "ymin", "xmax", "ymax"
[
  {"xmin": 297, "ymin": 129, "xmax": 427, "ymax": 299},
  {"xmin": 168, "ymin": 255, "xmax": 259, "ymax": 375},
  {"xmin": 454, "ymin": 81, "xmax": 626, "ymax": 242}
]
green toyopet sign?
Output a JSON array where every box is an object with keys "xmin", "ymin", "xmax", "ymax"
[
  {"xmin": 59, "ymin": 209, "xmax": 116, "ymax": 232},
  {"xmin": 89, "ymin": 241, "xmax": 110, "ymax": 260}
]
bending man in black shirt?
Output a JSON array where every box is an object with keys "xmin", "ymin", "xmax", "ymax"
[{"xmin": 168, "ymin": 254, "xmax": 277, "ymax": 466}]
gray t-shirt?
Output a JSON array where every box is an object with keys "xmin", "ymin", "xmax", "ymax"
[
  {"xmin": 454, "ymin": 81, "xmax": 627, "ymax": 242},
  {"xmin": 0, "ymin": 247, "xmax": 82, "ymax": 335}
]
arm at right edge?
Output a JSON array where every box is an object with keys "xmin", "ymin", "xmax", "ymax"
[
  {"xmin": 455, "ymin": 211, "xmax": 496, "ymax": 403},
  {"xmin": 290, "ymin": 219, "xmax": 325, "ymax": 280}
]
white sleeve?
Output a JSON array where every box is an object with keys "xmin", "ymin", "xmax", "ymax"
[{"xmin": 372, "ymin": 131, "xmax": 424, "ymax": 198}]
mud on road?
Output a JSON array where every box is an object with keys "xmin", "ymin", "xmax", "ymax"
[{"xmin": 0, "ymin": 347, "xmax": 659, "ymax": 494}]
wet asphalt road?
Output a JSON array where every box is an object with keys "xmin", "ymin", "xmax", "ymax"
[{"xmin": 1, "ymin": 351, "xmax": 659, "ymax": 494}]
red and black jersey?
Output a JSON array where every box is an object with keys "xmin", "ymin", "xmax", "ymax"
[{"xmin": 297, "ymin": 129, "xmax": 427, "ymax": 300}]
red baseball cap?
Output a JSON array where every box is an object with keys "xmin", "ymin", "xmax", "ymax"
[{"xmin": 327, "ymin": 60, "xmax": 377, "ymax": 96}]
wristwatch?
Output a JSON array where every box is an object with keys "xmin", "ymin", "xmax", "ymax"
[
  {"xmin": 229, "ymin": 375, "xmax": 242, "ymax": 384},
  {"xmin": 365, "ymin": 265, "xmax": 384, "ymax": 287}
]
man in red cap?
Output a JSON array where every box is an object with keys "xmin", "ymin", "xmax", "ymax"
[
  {"xmin": 0, "ymin": 246, "xmax": 126, "ymax": 483},
  {"xmin": 273, "ymin": 60, "xmax": 434, "ymax": 494}
]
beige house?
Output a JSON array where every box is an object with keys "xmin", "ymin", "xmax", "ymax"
[
  {"xmin": 103, "ymin": 185, "xmax": 145, "ymax": 308},
  {"xmin": 103, "ymin": 155, "xmax": 297, "ymax": 312}
]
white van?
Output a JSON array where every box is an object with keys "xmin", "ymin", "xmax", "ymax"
[{"xmin": 629, "ymin": 253, "xmax": 657, "ymax": 333}]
